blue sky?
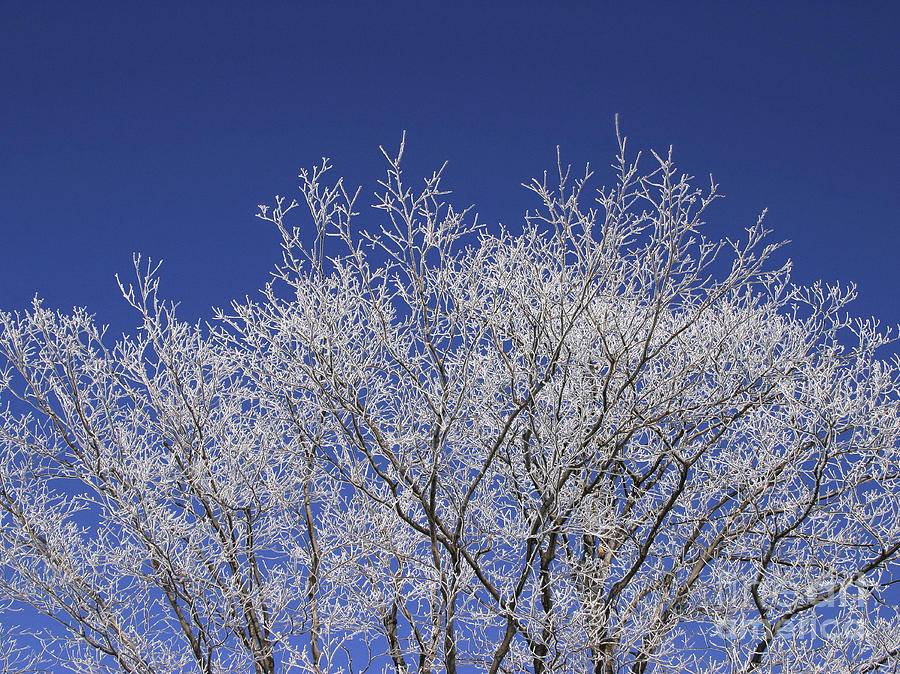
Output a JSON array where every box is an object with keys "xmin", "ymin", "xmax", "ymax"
[{"xmin": 1, "ymin": 2, "xmax": 898, "ymax": 333}]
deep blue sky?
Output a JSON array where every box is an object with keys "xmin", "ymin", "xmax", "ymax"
[{"xmin": 2, "ymin": 2, "xmax": 898, "ymax": 334}]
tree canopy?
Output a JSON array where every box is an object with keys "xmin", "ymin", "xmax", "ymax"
[{"xmin": 1, "ymin": 132, "xmax": 899, "ymax": 673}]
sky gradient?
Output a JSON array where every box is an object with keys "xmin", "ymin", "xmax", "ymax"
[{"xmin": 2, "ymin": 2, "xmax": 898, "ymax": 335}]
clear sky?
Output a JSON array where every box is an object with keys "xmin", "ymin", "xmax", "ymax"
[{"xmin": 1, "ymin": 2, "xmax": 898, "ymax": 334}]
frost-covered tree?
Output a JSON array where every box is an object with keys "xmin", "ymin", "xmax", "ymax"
[{"xmin": 1, "ymin": 130, "xmax": 899, "ymax": 673}]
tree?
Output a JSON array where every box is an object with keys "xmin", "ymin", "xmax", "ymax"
[{"xmin": 1, "ymin": 130, "xmax": 899, "ymax": 674}]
